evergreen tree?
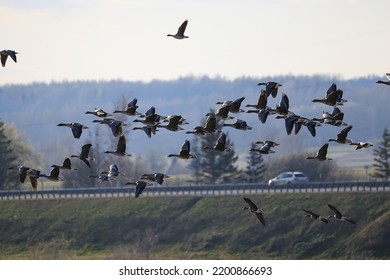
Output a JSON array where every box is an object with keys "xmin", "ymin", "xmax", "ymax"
[
  {"xmin": 198, "ymin": 128, "xmax": 239, "ymax": 185},
  {"xmin": 372, "ymin": 127, "xmax": 390, "ymax": 180},
  {"xmin": 0, "ymin": 120, "xmax": 17, "ymax": 190},
  {"xmin": 188, "ymin": 136, "xmax": 203, "ymax": 185},
  {"xmin": 245, "ymin": 142, "xmax": 266, "ymax": 183}
]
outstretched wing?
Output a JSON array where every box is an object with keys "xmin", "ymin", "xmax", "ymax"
[
  {"xmin": 177, "ymin": 20, "xmax": 188, "ymax": 36},
  {"xmin": 243, "ymin": 197, "xmax": 258, "ymax": 211},
  {"xmin": 327, "ymin": 203, "xmax": 342, "ymax": 219},
  {"xmin": 254, "ymin": 211, "xmax": 266, "ymax": 226}
]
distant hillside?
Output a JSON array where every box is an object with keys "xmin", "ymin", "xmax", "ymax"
[
  {"xmin": 0, "ymin": 75, "xmax": 388, "ymax": 173},
  {"xmin": 0, "ymin": 192, "xmax": 389, "ymax": 260}
]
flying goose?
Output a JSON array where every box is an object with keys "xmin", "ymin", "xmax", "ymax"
[
  {"xmin": 313, "ymin": 107, "xmax": 348, "ymax": 127},
  {"xmin": 85, "ymin": 108, "xmax": 111, "ymax": 118},
  {"xmin": 141, "ymin": 172, "xmax": 170, "ymax": 185},
  {"xmin": 57, "ymin": 122, "xmax": 89, "ymax": 139},
  {"xmin": 204, "ymin": 132, "xmax": 231, "ymax": 152},
  {"xmin": 216, "ymin": 97, "xmax": 246, "ymax": 114},
  {"xmin": 70, "ymin": 143, "xmax": 95, "ymax": 168},
  {"xmin": 222, "ymin": 119, "xmax": 252, "ymax": 131},
  {"xmin": 167, "ymin": 139, "xmax": 196, "ymax": 159},
  {"xmin": 302, "ymin": 208, "xmax": 328, "ymax": 223},
  {"xmin": 40, "ymin": 166, "xmax": 63, "ymax": 182},
  {"xmin": 328, "ymin": 125, "xmax": 353, "ymax": 144},
  {"xmin": 203, "ymin": 113, "xmax": 220, "ymax": 134},
  {"xmin": 113, "ymin": 98, "xmax": 140, "ymax": 116},
  {"xmin": 306, "ymin": 143, "xmax": 332, "ymax": 161},
  {"xmin": 349, "ymin": 141, "xmax": 373, "ymax": 150},
  {"xmin": 275, "ymin": 93, "xmax": 290, "ymax": 116},
  {"xmin": 104, "ymin": 135, "xmax": 131, "ymax": 157},
  {"xmin": 327, "ymin": 203, "xmax": 356, "ymax": 224},
  {"xmin": 255, "ymin": 140, "xmax": 279, "ymax": 147},
  {"xmin": 250, "ymin": 141, "xmax": 275, "ymax": 154},
  {"xmin": 185, "ymin": 126, "xmax": 210, "ymax": 136},
  {"xmin": 133, "ymin": 107, "xmax": 161, "ymax": 126},
  {"xmin": 246, "ymin": 90, "xmax": 268, "ymax": 111},
  {"xmin": 167, "ymin": 19, "xmax": 189, "ymax": 39},
  {"xmin": 1, "ymin": 50, "xmax": 18, "ymax": 67},
  {"xmin": 242, "ymin": 197, "xmax": 266, "ymax": 226},
  {"xmin": 52, "ymin": 157, "xmax": 77, "ymax": 170},
  {"xmin": 89, "ymin": 164, "xmax": 124, "ymax": 183},
  {"xmin": 257, "ymin": 81, "xmax": 282, "ymax": 98},
  {"xmin": 158, "ymin": 115, "xmax": 185, "ymax": 132},
  {"xmin": 132, "ymin": 124, "xmax": 159, "ymax": 138},
  {"xmin": 312, "ymin": 83, "xmax": 346, "ymax": 106},
  {"xmin": 27, "ymin": 169, "xmax": 41, "ymax": 191},
  {"xmin": 125, "ymin": 180, "xmax": 153, "ymax": 198},
  {"xmin": 215, "ymin": 103, "xmax": 234, "ymax": 120},
  {"xmin": 376, "ymin": 73, "xmax": 390, "ymax": 86},
  {"xmin": 8, "ymin": 165, "xmax": 32, "ymax": 184}
]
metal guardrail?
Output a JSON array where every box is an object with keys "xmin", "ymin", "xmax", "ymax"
[{"xmin": 1, "ymin": 181, "xmax": 390, "ymax": 201}]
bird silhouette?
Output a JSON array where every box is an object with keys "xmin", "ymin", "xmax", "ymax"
[
  {"xmin": 376, "ymin": 73, "xmax": 390, "ymax": 86},
  {"xmin": 349, "ymin": 141, "xmax": 373, "ymax": 150},
  {"xmin": 40, "ymin": 166, "xmax": 63, "ymax": 182},
  {"xmin": 204, "ymin": 132, "xmax": 231, "ymax": 152},
  {"xmin": 57, "ymin": 122, "xmax": 89, "ymax": 139},
  {"xmin": 126, "ymin": 180, "xmax": 152, "ymax": 198},
  {"xmin": 329, "ymin": 125, "xmax": 353, "ymax": 144},
  {"xmin": 327, "ymin": 203, "xmax": 356, "ymax": 224},
  {"xmin": 167, "ymin": 19, "xmax": 189, "ymax": 39},
  {"xmin": 141, "ymin": 172, "xmax": 170, "ymax": 185},
  {"xmin": 257, "ymin": 81, "xmax": 282, "ymax": 98},
  {"xmin": 104, "ymin": 135, "xmax": 131, "ymax": 157},
  {"xmin": 167, "ymin": 140, "xmax": 196, "ymax": 159},
  {"xmin": 306, "ymin": 143, "xmax": 332, "ymax": 161},
  {"xmin": 242, "ymin": 197, "xmax": 266, "ymax": 226},
  {"xmin": 1, "ymin": 50, "xmax": 18, "ymax": 67},
  {"xmin": 302, "ymin": 208, "xmax": 328, "ymax": 223},
  {"xmin": 70, "ymin": 143, "xmax": 95, "ymax": 168},
  {"xmin": 52, "ymin": 157, "xmax": 77, "ymax": 170},
  {"xmin": 113, "ymin": 98, "xmax": 140, "ymax": 116}
]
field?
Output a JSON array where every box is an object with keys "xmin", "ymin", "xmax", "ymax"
[{"xmin": 0, "ymin": 192, "xmax": 389, "ymax": 260}]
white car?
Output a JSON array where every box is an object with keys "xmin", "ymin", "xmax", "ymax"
[{"xmin": 268, "ymin": 172, "xmax": 309, "ymax": 186}]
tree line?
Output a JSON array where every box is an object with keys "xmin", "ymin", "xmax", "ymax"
[{"xmin": 1, "ymin": 116, "xmax": 390, "ymax": 190}]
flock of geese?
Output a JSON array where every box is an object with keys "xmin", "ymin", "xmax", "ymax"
[{"xmin": 3, "ymin": 19, "xmax": 388, "ymax": 228}]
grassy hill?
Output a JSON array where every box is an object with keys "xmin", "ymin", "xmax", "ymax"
[{"xmin": 0, "ymin": 192, "xmax": 389, "ymax": 259}]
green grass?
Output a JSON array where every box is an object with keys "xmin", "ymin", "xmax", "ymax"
[{"xmin": 0, "ymin": 192, "xmax": 389, "ymax": 259}]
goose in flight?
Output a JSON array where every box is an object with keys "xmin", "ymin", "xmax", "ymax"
[
  {"xmin": 113, "ymin": 98, "xmax": 140, "ymax": 116},
  {"xmin": 327, "ymin": 203, "xmax": 356, "ymax": 224},
  {"xmin": 242, "ymin": 197, "xmax": 266, "ymax": 226},
  {"xmin": 302, "ymin": 208, "xmax": 328, "ymax": 223},
  {"xmin": 57, "ymin": 122, "xmax": 89, "ymax": 139},
  {"xmin": 250, "ymin": 141, "xmax": 275, "ymax": 154},
  {"xmin": 126, "ymin": 180, "xmax": 153, "ymax": 198},
  {"xmin": 167, "ymin": 19, "xmax": 189, "ymax": 39},
  {"xmin": 90, "ymin": 164, "xmax": 124, "ymax": 183},
  {"xmin": 85, "ymin": 108, "xmax": 111, "ymax": 118},
  {"xmin": 141, "ymin": 172, "xmax": 170, "ymax": 185},
  {"xmin": 132, "ymin": 124, "xmax": 159, "ymax": 138},
  {"xmin": 70, "ymin": 143, "xmax": 95, "ymax": 168},
  {"xmin": 376, "ymin": 73, "xmax": 390, "ymax": 86},
  {"xmin": 246, "ymin": 90, "xmax": 268, "ymax": 111},
  {"xmin": 255, "ymin": 140, "xmax": 279, "ymax": 147},
  {"xmin": 52, "ymin": 157, "xmax": 77, "ymax": 170},
  {"xmin": 222, "ymin": 119, "xmax": 252, "ymax": 131},
  {"xmin": 1, "ymin": 50, "xmax": 18, "ymax": 67},
  {"xmin": 204, "ymin": 132, "xmax": 231, "ymax": 152},
  {"xmin": 312, "ymin": 83, "xmax": 346, "ymax": 106},
  {"xmin": 104, "ymin": 135, "xmax": 131, "ymax": 157},
  {"xmin": 328, "ymin": 125, "xmax": 353, "ymax": 144},
  {"xmin": 216, "ymin": 97, "xmax": 246, "ymax": 114},
  {"xmin": 158, "ymin": 115, "xmax": 185, "ymax": 132},
  {"xmin": 257, "ymin": 81, "xmax": 282, "ymax": 98},
  {"xmin": 167, "ymin": 139, "xmax": 196, "ymax": 159},
  {"xmin": 8, "ymin": 165, "xmax": 32, "ymax": 184},
  {"xmin": 349, "ymin": 141, "xmax": 373, "ymax": 150},
  {"xmin": 40, "ymin": 166, "xmax": 63, "ymax": 182},
  {"xmin": 306, "ymin": 143, "xmax": 332, "ymax": 161}
]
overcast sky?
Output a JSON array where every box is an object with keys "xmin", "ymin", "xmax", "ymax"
[{"xmin": 1, "ymin": 0, "xmax": 389, "ymax": 85}]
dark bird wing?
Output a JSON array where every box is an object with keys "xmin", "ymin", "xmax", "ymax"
[
  {"xmin": 29, "ymin": 176, "xmax": 38, "ymax": 190},
  {"xmin": 80, "ymin": 144, "xmax": 92, "ymax": 158},
  {"xmin": 117, "ymin": 135, "xmax": 126, "ymax": 153},
  {"xmin": 180, "ymin": 140, "xmax": 191, "ymax": 156},
  {"xmin": 327, "ymin": 203, "xmax": 343, "ymax": 219},
  {"xmin": 243, "ymin": 197, "xmax": 258, "ymax": 211},
  {"xmin": 302, "ymin": 208, "xmax": 320, "ymax": 219},
  {"xmin": 71, "ymin": 123, "xmax": 83, "ymax": 139},
  {"xmin": 318, "ymin": 143, "xmax": 329, "ymax": 158},
  {"xmin": 135, "ymin": 181, "xmax": 147, "ymax": 198},
  {"xmin": 177, "ymin": 20, "xmax": 188, "ymax": 36},
  {"xmin": 50, "ymin": 166, "xmax": 60, "ymax": 178},
  {"xmin": 63, "ymin": 157, "xmax": 72, "ymax": 169},
  {"xmin": 254, "ymin": 211, "xmax": 266, "ymax": 226}
]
